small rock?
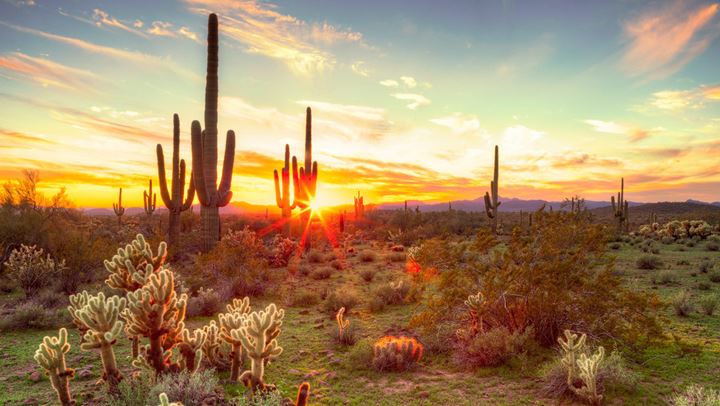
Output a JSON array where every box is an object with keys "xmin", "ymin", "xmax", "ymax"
[
  {"xmin": 29, "ymin": 371, "xmax": 41, "ymax": 382},
  {"xmin": 325, "ymin": 371, "xmax": 337, "ymax": 379},
  {"xmin": 288, "ymin": 369, "xmax": 302, "ymax": 375}
]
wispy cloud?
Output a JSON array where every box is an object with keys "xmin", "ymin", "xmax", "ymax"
[
  {"xmin": 0, "ymin": 21, "xmax": 200, "ymax": 80},
  {"xmin": 0, "ymin": 52, "xmax": 97, "ymax": 91},
  {"xmin": 380, "ymin": 79, "xmax": 398, "ymax": 87},
  {"xmin": 92, "ymin": 8, "xmax": 147, "ymax": 37},
  {"xmin": 391, "ymin": 93, "xmax": 431, "ymax": 110},
  {"xmin": 620, "ymin": 2, "xmax": 719, "ymax": 80},
  {"xmin": 351, "ymin": 61, "xmax": 369, "ymax": 77},
  {"xmin": 185, "ymin": 0, "xmax": 367, "ymax": 75},
  {"xmin": 400, "ymin": 76, "xmax": 417, "ymax": 88},
  {"xmin": 638, "ymin": 84, "xmax": 720, "ymax": 112},
  {"xmin": 430, "ymin": 113, "xmax": 480, "ymax": 133},
  {"xmin": 147, "ymin": 21, "xmax": 176, "ymax": 37},
  {"xmin": 178, "ymin": 26, "xmax": 200, "ymax": 42},
  {"xmin": 584, "ymin": 119, "xmax": 652, "ymax": 143}
]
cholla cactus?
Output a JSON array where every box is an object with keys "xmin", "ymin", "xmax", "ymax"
[
  {"xmin": 464, "ymin": 292, "xmax": 485, "ymax": 335},
  {"xmin": 238, "ymin": 303, "xmax": 285, "ymax": 393},
  {"xmin": 68, "ymin": 291, "xmax": 126, "ymax": 392},
  {"xmin": 177, "ymin": 328, "xmax": 206, "ymax": 373},
  {"xmin": 34, "ymin": 328, "xmax": 74, "ymax": 406},
  {"xmin": 572, "ymin": 347, "xmax": 605, "ymax": 405},
  {"xmin": 104, "ymin": 234, "xmax": 167, "ymax": 292},
  {"xmin": 158, "ymin": 393, "xmax": 183, "ymax": 406},
  {"xmin": 4, "ymin": 244, "xmax": 62, "ymax": 295},
  {"xmin": 123, "ymin": 268, "xmax": 188, "ymax": 374},
  {"xmin": 219, "ymin": 304, "xmax": 251, "ymax": 381},
  {"xmin": 201, "ymin": 321, "xmax": 231, "ymax": 370},
  {"xmin": 558, "ymin": 329, "xmax": 586, "ymax": 387},
  {"xmin": 372, "ymin": 336, "xmax": 423, "ymax": 372}
]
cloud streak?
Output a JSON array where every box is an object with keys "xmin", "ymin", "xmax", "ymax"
[{"xmin": 0, "ymin": 52, "xmax": 98, "ymax": 91}]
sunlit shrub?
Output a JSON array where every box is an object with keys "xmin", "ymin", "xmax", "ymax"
[
  {"xmin": 671, "ymin": 290, "xmax": 693, "ymax": 317},
  {"xmin": 268, "ymin": 235, "xmax": 297, "ymax": 267},
  {"xmin": 3, "ymin": 244, "xmax": 62, "ymax": 296},
  {"xmin": 147, "ymin": 370, "xmax": 219, "ymax": 406},
  {"xmin": 186, "ymin": 287, "xmax": 224, "ymax": 317},
  {"xmin": 670, "ymin": 384, "xmax": 720, "ymax": 406},
  {"xmin": 323, "ymin": 286, "xmax": 361, "ymax": 313},
  {"xmin": 310, "ymin": 267, "xmax": 332, "ymax": 280},
  {"xmin": 456, "ymin": 326, "xmax": 535, "ymax": 367}
]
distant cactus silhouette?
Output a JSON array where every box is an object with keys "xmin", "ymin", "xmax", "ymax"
[
  {"xmin": 143, "ymin": 179, "xmax": 156, "ymax": 217},
  {"xmin": 274, "ymin": 144, "xmax": 296, "ymax": 236},
  {"xmin": 292, "ymin": 107, "xmax": 318, "ymax": 251},
  {"xmin": 483, "ymin": 145, "xmax": 501, "ymax": 234},
  {"xmin": 112, "ymin": 188, "xmax": 125, "ymax": 226},
  {"xmin": 157, "ymin": 114, "xmax": 196, "ymax": 249},
  {"xmin": 611, "ymin": 178, "xmax": 629, "ymax": 234},
  {"xmin": 191, "ymin": 13, "xmax": 235, "ymax": 251},
  {"xmin": 354, "ymin": 191, "xmax": 364, "ymax": 220}
]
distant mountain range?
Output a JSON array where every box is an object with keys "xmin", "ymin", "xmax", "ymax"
[{"xmin": 81, "ymin": 197, "xmax": 720, "ymax": 216}]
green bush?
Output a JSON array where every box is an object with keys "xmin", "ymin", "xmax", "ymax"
[
  {"xmin": 371, "ymin": 280, "xmax": 409, "ymax": 306},
  {"xmin": 3, "ymin": 244, "xmax": 62, "ymax": 296},
  {"xmin": 670, "ymin": 384, "xmax": 720, "ymax": 406},
  {"xmin": 147, "ymin": 370, "xmax": 218, "ymax": 406},
  {"xmin": 345, "ymin": 338, "xmax": 374, "ymax": 370},
  {"xmin": 288, "ymin": 289, "xmax": 320, "ymax": 308},
  {"xmin": 636, "ymin": 255, "xmax": 663, "ymax": 270},
  {"xmin": 653, "ymin": 270, "xmax": 678, "ymax": 285},
  {"xmin": 0, "ymin": 301, "xmax": 68, "ymax": 331},
  {"xmin": 671, "ymin": 290, "xmax": 693, "ymax": 317},
  {"xmin": 105, "ymin": 374, "xmax": 154, "ymax": 406},
  {"xmin": 698, "ymin": 295, "xmax": 719, "ymax": 316},
  {"xmin": 456, "ymin": 326, "xmax": 535, "ymax": 367},
  {"xmin": 699, "ymin": 261, "xmax": 714, "ymax": 273},
  {"xmin": 323, "ymin": 286, "xmax": 361, "ymax": 313},
  {"xmin": 706, "ymin": 242, "xmax": 719, "ymax": 252},
  {"xmin": 709, "ymin": 271, "xmax": 720, "ymax": 283}
]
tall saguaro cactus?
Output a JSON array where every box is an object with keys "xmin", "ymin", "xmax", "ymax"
[
  {"xmin": 483, "ymin": 145, "xmax": 501, "ymax": 234},
  {"xmin": 354, "ymin": 191, "xmax": 364, "ymax": 220},
  {"xmin": 292, "ymin": 107, "xmax": 318, "ymax": 250},
  {"xmin": 157, "ymin": 114, "xmax": 196, "ymax": 249},
  {"xmin": 611, "ymin": 177, "xmax": 629, "ymax": 234},
  {"xmin": 143, "ymin": 180, "xmax": 157, "ymax": 217},
  {"xmin": 191, "ymin": 13, "xmax": 236, "ymax": 251},
  {"xmin": 113, "ymin": 188, "xmax": 125, "ymax": 226},
  {"xmin": 274, "ymin": 144, "xmax": 296, "ymax": 236}
]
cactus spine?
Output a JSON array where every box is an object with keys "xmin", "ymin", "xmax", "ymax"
[
  {"xmin": 483, "ymin": 145, "xmax": 501, "ymax": 234},
  {"xmin": 274, "ymin": 144, "xmax": 296, "ymax": 236},
  {"xmin": 34, "ymin": 328, "xmax": 74, "ymax": 406},
  {"xmin": 68, "ymin": 291, "xmax": 126, "ymax": 393},
  {"xmin": 354, "ymin": 191, "xmax": 364, "ymax": 220},
  {"xmin": 238, "ymin": 303, "xmax": 285, "ymax": 394},
  {"xmin": 191, "ymin": 13, "xmax": 236, "ymax": 251},
  {"xmin": 157, "ymin": 114, "xmax": 196, "ymax": 249},
  {"xmin": 143, "ymin": 179, "xmax": 157, "ymax": 217},
  {"xmin": 113, "ymin": 188, "xmax": 125, "ymax": 226},
  {"xmin": 292, "ymin": 107, "xmax": 318, "ymax": 251},
  {"xmin": 611, "ymin": 178, "xmax": 629, "ymax": 234}
]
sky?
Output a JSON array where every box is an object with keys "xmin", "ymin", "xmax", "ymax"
[{"xmin": 0, "ymin": 0, "xmax": 719, "ymax": 208}]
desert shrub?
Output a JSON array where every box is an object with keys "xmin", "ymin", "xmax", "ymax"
[
  {"xmin": 3, "ymin": 244, "xmax": 62, "ymax": 296},
  {"xmin": 0, "ymin": 301, "xmax": 68, "ymax": 331},
  {"xmin": 345, "ymin": 338, "xmax": 374, "ymax": 370},
  {"xmin": 372, "ymin": 280, "xmax": 409, "ymax": 306},
  {"xmin": 677, "ymin": 259, "xmax": 690, "ymax": 266},
  {"xmin": 297, "ymin": 265, "xmax": 311, "ymax": 277},
  {"xmin": 105, "ymin": 374, "xmax": 154, "ymax": 406},
  {"xmin": 288, "ymin": 289, "xmax": 320, "ymax": 307},
  {"xmin": 686, "ymin": 240, "xmax": 696, "ymax": 247},
  {"xmin": 330, "ymin": 259, "xmax": 344, "ymax": 270},
  {"xmin": 410, "ymin": 212, "xmax": 662, "ymax": 347},
  {"xmin": 671, "ymin": 290, "xmax": 693, "ymax": 317},
  {"xmin": 186, "ymin": 287, "xmax": 224, "ymax": 317},
  {"xmin": 652, "ymin": 270, "xmax": 678, "ymax": 285},
  {"xmin": 698, "ymin": 294, "xmax": 719, "ymax": 315},
  {"xmin": 310, "ymin": 266, "xmax": 332, "ymax": 280},
  {"xmin": 387, "ymin": 252, "xmax": 406, "ymax": 262},
  {"xmin": 325, "ymin": 251, "xmax": 339, "ymax": 261},
  {"xmin": 609, "ymin": 242, "xmax": 621, "ymax": 250},
  {"xmin": 323, "ymin": 286, "xmax": 361, "ymax": 313},
  {"xmin": 307, "ymin": 249, "xmax": 324, "ymax": 263},
  {"xmin": 231, "ymin": 390, "xmax": 285, "ymax": 406},
  {"xmin": 670, "ymin": 384, "xmax": 720, "ymax": 406},
  {"xmin": 699, "ymin": 261, "xmax": 714, "ymax": 273},
  {"xmin": 368, "ymin": 295, "xmax": 386, "ymax": 313},
  {"xmin": 268, "ymin": 235, "xmax": 296, "ymax": 267},
  {"xmin": 359, "ymin": 250, "xmax": 377, "ymax": 262},
  {"xmin": 661, "ymin": 236, "xmax": 675, "ymax": 245},
  {"xmin": 709, "ymin": 271, "xmax": 720, "ymax": 283},
  {"xmin": 360, "ymin": 269, "xmax": 375, "ymax": 282},
  {"xmin": 455, "ymin": 326, "xmax": 535, "ymax": 367},
  {"xmin": 706, "ymin": 242, "xmax": 719, "ymax": 252},
  {"xmin": 195, "ymin": 227, "xmax": 270, "ymax": 297},
  {"xmin": 34, "ymin": 288, "xmax": 68, "ymax": 309},
  {"xmin": 636, "ymin": 255, "xmax": 663, "ymax": 270},
  {"xmin": 147, "ymin": 370, "xmax": 218, "ymax": 406},
  {"xmin": 372, "ymin": 336, "xmax": 423, "ymax": 372},
  {"xmin": 698, "ymin": 282, "xmax": 711, "ymax": 291}
]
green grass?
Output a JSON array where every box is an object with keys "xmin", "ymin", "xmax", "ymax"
[{"xmin": 1, "ymin": 239, "xmax": 719, "ymax": 405}]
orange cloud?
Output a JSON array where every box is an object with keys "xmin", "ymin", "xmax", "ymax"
[
  {"xmin": 92, "ymin": 8, "xmax": 147, "ymax": 37},
  {"xmin": 0, "ymin": 52, "xmax": 97, "ymax": 92},
  {"xmin": 584, "ymin": 119, "xmax": 652, "ymax": 143},
  {"xmin": 620, "ymin": 2, "xmax": 719, "ymax": 80}
]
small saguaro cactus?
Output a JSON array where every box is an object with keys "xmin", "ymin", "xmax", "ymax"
[
  {"xmin": 483, "ymin": 145, "xmax": 501, "ymax": 234},
  {"xmin": 67, "ymin": 291, "xmax": 126, "ymax": 393},
  {"xmin": 113, "ymin": 188, "xmax": 125, "ymax": 226},
  {"xmin": 274, "ymin": 144, "xmax": 296, "ymax": 237},
  {"xmin": 219, "ymin": 297, "xmax": 252, "ymax": 382},
  {"xmin": 143, "ymin": 179, "xmax": 157, "ymax": 217},
  {"xmin": 157, "ymin": 114, "xmax": 196, "ymax": 249},
  {"xmin": 292, "ymin": 107, "xmax": 318, "ymax": 251},
  {"xmin": 339, "ymin": 212, "xmax": 345, "ymax": 233},
  {"xmin": 354, "ymin": 191, "xmax": 364, "ymax": 220},
  {"xmin": 238, "ymin": 303, "xmax": 285, "ymax": 394},
  {"xmin": 34, "ymin": 328, "xmax": 75, "ymax": 406},
  {"xmin": 123, "ymin": 268, "xmax": 188, "ymax": 375},
  {"xmin": 295, "ymin": 382, "xmax": 310, "ymax": 406},
  {"xmin": 191, "ymin": 13, "xmax": 236, "ymax": 252},
  {"xmin": 611, "ymin": 178, "xmax": 629, "ymax": 234}
]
